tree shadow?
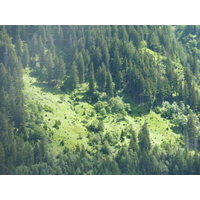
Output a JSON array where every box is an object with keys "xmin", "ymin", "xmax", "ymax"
[
  {"xmin": 170, "ymin": 124, "xmax": 183, "ymax": 135},
  {"xmin": 31, "ymin": 81, "xmax": 64, "ymax": 95}
]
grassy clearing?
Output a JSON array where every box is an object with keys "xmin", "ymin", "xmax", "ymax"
[{"xmin": 23, "ymin": 68, "xmax": 183, "ymax": 156}]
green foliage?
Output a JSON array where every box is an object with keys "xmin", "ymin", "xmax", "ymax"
[
  {"xmin": 109, "ymin": 96, "xmax": 125, "ymax": 114},
  {"xmin": 100, "ymin": 108, "xmax": 107, "ymax": 117},
  {"xmin": 89, "ymin": 62, "xmax": 95, "ymax": 95},
  {"xmin": 138, "ymin": 122, "xmax": 151, "ymax": 151},
  {"xmin": 3, "ymin": 25, "xmax": 200, "ymax": 175},
  {"xmin": 53, "ymin": 120, "xmax": 61, "ymax": 129},
  {"xmin": 106, "ymin": 70, "xmax": 114, "ymax": 98},
  {"xmin": 43, "ymin": 105, "xmax": 54, "ymax": 113},
  {"xmin": 71, "ymin": 62, "xmax": 79, "ymax": 90}
]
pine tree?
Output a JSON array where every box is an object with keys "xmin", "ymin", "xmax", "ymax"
[
  {"xmin": 101, "ymin": 43, "xmax": 110, "ymax": 69},
  {"xmin": 129, "ymin": 129, "xmax": 138, "ymax": 152},
  {"xmin": 89, "ymin": 62, "xmax": 95, "ymax": 95},
  {"xmin": 30, "ymin": 32, "xmax": 38, "ymax": 57},
  {"xmin": 115, "ymin": 71, "xmax": 123, "ymax": 90},
  {"xmin": 39, "ymin": 46, "xmax": 45, "ymax": 70},
  {"xmin": 138, "ymin": 122, "xmax": 151, "ymax": 151},
  {"xmin": 76, "ymin": 52, "xmax": 85, "ymax": 84},
  {"xmin": 71, "ymin": 62, "xmax": 79, "ymax": 90},
  {"xmin": 15, "ymin": 34, "xmax": 22, "ymax": 56},
  {"xmin": 93, "ymin": 47, "xmax": 102, "ymax": 71},
  {"xmin": 54, "ymin": 57, "xmax": 66, "ymax": 84},
  {"xmin": 190, "ymin": 83, "xmax": 197, "ymax": 111},
  {"xmin": 183, "ymin": 81, "xmax": 189, "ymax": 105},
  {"xmin": 45, "ymin": 51, "xmax": 54, "ymax": 85},
  {"xmin": 0, "ymin": 141, "xmax": 6, "ymax": 174},
  {"xmin": 185, "ymin": 114, "xmax": 198, "ymax": 150},
  {"xmin": 22, "ymin": 44, "xmax": 29, "ymax": 69},
  {"xmin": 96, "ymin": 62, "xmax": 107, "ymax": 92},
  {"xmin": 106, "ymin": 70, "xmax": 114, "ymax": 98}
]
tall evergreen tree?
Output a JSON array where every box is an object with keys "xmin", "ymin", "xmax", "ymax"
[
  {"xmin": 129, "ymin": 129, "xmax": 138, "ymax": 152},
  {"xmin": 106, "ymin": 70, "xmax": 114, "ymax": 98},
  {"xmin": 76, "ymin": 52, "xmax": 85, "ymax": 84},
  {"xmin": 22, "ymin": 44, "xmax": 29, "ymax": 69},
  {"xmin": 89, "ymin": 62, "xmax": 95, "ymax": 95},
  {"xmin": 185, "ymin": 114, "xmax": 198, "ymax": 150},
  {"xmin": 71, "ymin": 62, "xmax": 79, "ymax": 90},
  {"xmin": 96, "ymin": 62, "xmax": 107, "ymax": 92},
  {"xmin": 45, "ymin": 51, "xmax": 54, "ymax": 85},
  {"xmin": 54, "ymin": 57, "xmax": 66, "ymax": 84},
  {"xmin": 138, "ymin": 122, "xmax": 151, "ymax": 152},
  {"xmin": 15, "ymin": 34, "xmax": 22, "ymax": 56},
  {"xmin": 0, "ymin": 141, "xmax": 6, "ymax": 174}
]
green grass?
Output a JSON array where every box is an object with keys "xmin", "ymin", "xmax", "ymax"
[{"xmin": 23, "ymin": 68, "xmax": 183, "ymax": 156}]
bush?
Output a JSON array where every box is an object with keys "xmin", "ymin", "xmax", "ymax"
[
  {"xmin": 100, "ymin": 108, "xmax": 107, "ymax": 117},
  {"xmin": 87, "ymin": 119, "xmax": 99, "ymax": 132},
  {"xmin": 94, "ymin": 101, "xmax": 106, "ymax": 112},
  {"xmin": 97, "ymin": 120, "xmax": 104, "ymax": 132},
  {"xmin": 43, "ymin": 105, "xmax": 54, "ymax": 113},
  {"xmin": 60, "ymin": 140, "xmax": 64, "ymax": 146},
  {"xmin": 109, "ymin": 96, "xmax": 125, "ymax": 114},
  {"xmin": 53, "ymin": 120, "xmax": 61, "ymax": 129}
]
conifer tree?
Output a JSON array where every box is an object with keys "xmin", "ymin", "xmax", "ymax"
[
  {"xmin": 138, "ymin": 122, "xmax": 151, "ymax": 151},
  {"xmin": 185, "ymin": 114, "xmax": 198, "ymax": 149},
  {"xmin": 76, "ymin": 52, "xmax": 85, "ymax": 84},
  {"xmin": 39, "ymin": 46, "xmax": 45, "ymax": 70},
  {"xmin": 101, "ymin": 43, "xmax": 110, "ymax": 69},
  {"xmin": 22, "ymin": 44, "xmax": 29, "ymax": 68},
  {"xmin": 15, "ymin": 34, "xmax": 22, "ymax": 56},
  {"xmin": 45, "ymin": 51, "xmax": 54, "ymax": 85},
  {"xmin": 106, "ymin": 70, "xmax": 114, "ymax": 98},
  {"xmin": 93, "ymin": 47, "xmax": 102, "ymax": 71},
  {"xmin": 71, "ymin": 62, "xmax": 79, "ymax": 90},
  {"xmin": 97, "ymin": 62, "xmax": 107, "ymax": 92},
  {"xmin": 89, "ymin": 62, "xmax": 95, "ymax": 95},
  {"xmin": 30, "ymin": 32, "xmax": 38, "ymax": 57},
  {"xmin": 54, "ymin": 57, "xmax": 66, "ymax": 84},
  {"xmin": 129, "ymin": 129, "xmax": 138, "ymax": 152},
  {"xmin": 190, "ymin": 83, "xmax": 197, "ymax": 111},
  {"xmin": 0, "ymin": 141, "xmax": 6, "ymax": 174},
  {"xmin": 116, "ymin": 71, "xmax": 123, "ymax": 90}
]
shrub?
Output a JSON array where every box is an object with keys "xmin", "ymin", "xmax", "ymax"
[
  {"xmin": 60, "ymin": 140, "xmax": 64, "ymax": 146},
  {"xmin": 109, "ymin": 96, "xmax": 125, "ymax": 114},
  {"xmin": 100, "ymin": 108, "xmax": 107, "ymax": 117},
  {"xmin": 53, "ymin": 120, "xmax": 61, "ymax": 129},
  {"xmin": 43, "ymin": 105, "xmax": 54, "ymax": 113}
]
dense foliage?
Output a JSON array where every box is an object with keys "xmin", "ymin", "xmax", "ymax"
[{"xmin": 1, "ymin": 25, "xmax": 200, "ymax": 174}]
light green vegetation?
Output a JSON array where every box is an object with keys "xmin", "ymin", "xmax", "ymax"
[
  {"xmin": 23, "ymin": 68, "xmax": 183, "ymax": 156},
  {"xmin": 23, "ymin": 68, "xmax": 90, "ymax": 155}
]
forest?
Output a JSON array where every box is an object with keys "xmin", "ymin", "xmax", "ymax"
[{"xmin": 1, "ymin": 25, "xmax": 200, "ymax": 175}]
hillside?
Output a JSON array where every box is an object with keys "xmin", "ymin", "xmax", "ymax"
[
  {"xmin": 23, "ymin": 66, "xmax": 182, "ymax": 156},
  {"xmin": 1, "ymin": 25, "xmax": 200, "ymax": 175}
]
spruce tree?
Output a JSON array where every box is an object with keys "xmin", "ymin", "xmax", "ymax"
[
  {"xmin": 97, "ymin": 62, "xmax": 107, "ymax": 92},
  {"xmin": 30, "ymin": 32, "xmax": 38, "ymax": 57},
  {"xmin": 185, "ymin": 114, "xmax": 198, "ymax": 149},
  {"xmin": 15, "ymin": 34, "xmax": 22, "ymax": 56},
  {"xmin": 0, "ymin": 141, "xmax": 6, "ymax": 174},
  {"xmin": 89, "ymin": 62, "xmax": 95, "ymax": 95},
  {"xmin": 129, "ymin": 129, "xmax": 138, "ymax": 152},
  {"xmin": 71, "ymin": 62, "xmax": 79, "ymax": 90},
  {"xmin": 106, "ymin": 70, "xmax": 114, "ymax": 98},
  {"xmin": 77, "ymin": 52, "xmax": 85, "ymax": 84},
  {"xmin": 22, "ymin": 44, "xmax": 29, "ymax": 69},
  {"xmin": 138, "ymin": 122, "xmax": 151, "ymax": 151},
  {"xmin": 45, "ymin": 51, "xmax": 54, "ymax": 85},
  {"xmin": 101, "ymin": 43, "xmax": 110, "ymax": 69},
  {"xmin": 54, "ymin": 57, "xmax": 66, "ymax": 84}
]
